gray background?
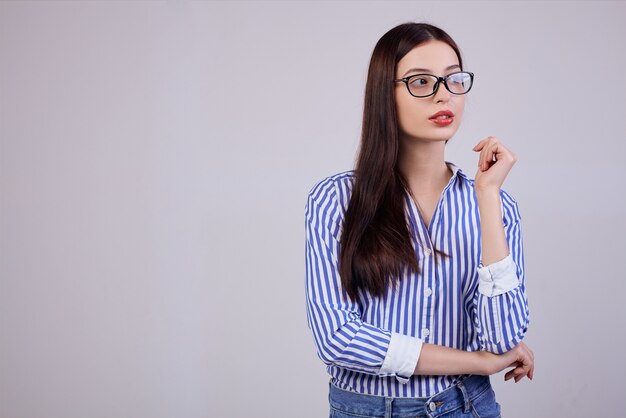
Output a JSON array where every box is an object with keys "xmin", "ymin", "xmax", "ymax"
[{"xmin": 1, "ymin": 1, "xmax": 625, "ymax": 417}]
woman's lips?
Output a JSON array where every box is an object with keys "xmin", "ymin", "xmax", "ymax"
[
  {"xmin": 430, "ymin": 116, "xmax": 454, "ymax": 126},
  {"xmin": 429, "ymin": 110, "xmax": 455, "ymax": 126}
]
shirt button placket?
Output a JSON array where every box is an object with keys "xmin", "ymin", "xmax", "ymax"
[
  {"xmin": 425, "ymin": 254, "xmax": 433, "ymax": 342},
  {"xmin": 422, "ymin": 242, "xmax": 434, "ymax": 343}
]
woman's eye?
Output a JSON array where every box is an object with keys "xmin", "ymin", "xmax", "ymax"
[
  {"xmin": 410, "ymin": 78, "xmax": 429, "ymax": 86},
  {"xmin": 448, "ymin": 73, "xmax": 469, "ymax": 85}
]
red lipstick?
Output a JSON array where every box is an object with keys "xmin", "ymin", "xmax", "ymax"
[{"xmin": 429, "ymin": 110, "xmax": 454, "ymax": 126}]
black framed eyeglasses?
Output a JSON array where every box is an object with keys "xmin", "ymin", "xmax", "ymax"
[{"xmin": 393, "ymin": 71, "xmax": 474, "ymax": 98}]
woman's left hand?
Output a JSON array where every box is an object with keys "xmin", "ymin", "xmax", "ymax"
[{"xmin": 473, "ymin": 136, "xmax": 517, "ymax": 192}]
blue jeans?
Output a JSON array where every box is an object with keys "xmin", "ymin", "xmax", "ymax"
[{"xmin": 329, "ymin": 374, "xmax": 501, "ymax": 418}]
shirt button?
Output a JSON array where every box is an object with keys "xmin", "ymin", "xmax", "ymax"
[
  {"xmin": 422, "ymin": 328, "xmax": 430, "ymax": 336},
  {"xmin": 424, "ymin": 288, "xmax": 432, "ymax": 296},
  {"xmin": 424, "ymin": 248, "xmax": 432, "ymax": 255},
  {"xmin": 429, "ymin": 402, "xmax": 436, "ymax": 411}
]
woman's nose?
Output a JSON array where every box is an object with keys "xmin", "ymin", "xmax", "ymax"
[{"xmin": 433, "ymin": 81, "xmax": 451, "ymax": 102}]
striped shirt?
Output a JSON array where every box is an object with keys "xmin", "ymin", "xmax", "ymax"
[{"xmin": 304, "ymin": 162, "xmax": 529, "ymax": 398}]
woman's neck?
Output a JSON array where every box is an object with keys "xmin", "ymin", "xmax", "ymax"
[{"xmin": 397, "ymin": 139, "xmax": 452, "ymax": 195}]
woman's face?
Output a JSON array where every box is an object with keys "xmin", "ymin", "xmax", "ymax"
[{"xmin": 394, "ymin": 40, "xmax": 465, "ymax": 144}]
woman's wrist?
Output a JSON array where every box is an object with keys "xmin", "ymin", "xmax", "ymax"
[
  {"xmin": 475, "ymin": 186, "xmax": 500, "ymax": 199},
  {"xmin": 473, "ymin": 351, "xmax": 498, "ymax": 375}
]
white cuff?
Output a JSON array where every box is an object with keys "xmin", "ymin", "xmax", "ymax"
[
  {"xmin": 477, "ymin": 254, "xmax": 520, "ymax": 297},
  {"xmin": 379, "ymin": 333, "xmax": 423, "ymax": 384}
]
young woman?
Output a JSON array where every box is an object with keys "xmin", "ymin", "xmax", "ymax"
[{"xmin": 305, "ymin": 22, "xmax": 534, "ymax": 417}]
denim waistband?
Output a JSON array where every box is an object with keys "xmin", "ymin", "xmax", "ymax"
[{"xmin": 329, "ymin": 374, "xmax": 492, "ymax": 418}]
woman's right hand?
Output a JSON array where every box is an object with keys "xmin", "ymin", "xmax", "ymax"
[{"xmin": 477, "ymin": 341, "xmax": 534, "ymax": 382}]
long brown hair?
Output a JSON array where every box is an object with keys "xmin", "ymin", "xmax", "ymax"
[{"xmin": 339, "ymin": 22, "xmax": 464, "ymax": 301}]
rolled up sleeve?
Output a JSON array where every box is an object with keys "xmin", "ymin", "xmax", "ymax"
[
  {"xmin": 473, "ymin": 191, "xmax": 530, "ymax": 354},
  {"xmin": 379, "ymin": 333, "xmax": 423, "ymax": 383},
  {"xmin": 305, "ymin": 177, "xmax": 423, "ymax": 383},
  {"xmin": 477, "ymin": 253, "xmax": 520, "ymax": 297}
]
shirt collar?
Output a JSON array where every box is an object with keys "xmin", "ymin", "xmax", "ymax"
[
  {"xmin": 399, "ymin": 161, "xmax": 468, "ymax": 200},
  {"xmin": 445, "ymin": 161, "xmax": 469, "ymax": 181}
]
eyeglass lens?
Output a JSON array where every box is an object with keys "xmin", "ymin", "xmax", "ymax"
[{"xmin": 408, "ymin": 72, "xmax": 472, "ymax": 97}]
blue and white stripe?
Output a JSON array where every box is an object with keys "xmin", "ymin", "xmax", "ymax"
[{"xmin": 304, "ymin": 162, "xmax": 529, "ymax": 398}]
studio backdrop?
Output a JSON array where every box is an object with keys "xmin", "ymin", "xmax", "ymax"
[{"xmin": 1, "ymin": 1, "xmax": 625, "ymax": 417}]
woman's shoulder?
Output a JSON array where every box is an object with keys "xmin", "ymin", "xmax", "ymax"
[
  {"xmin": 498, "ymin": 187, "xmax": 522, "ymax": 222},
  {"xmin": 305, "ymin": 170, "xmax": 356, "ymax": 216},
  {"xmin": 306, "ymin": 170, "xmax": 355, "ymax": 198}
]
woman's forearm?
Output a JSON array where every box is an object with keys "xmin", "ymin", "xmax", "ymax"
[
  {"xmin": 476, "ymin": 188, "xmax": 509, "ymax": 265},
  {"xmin": 412, "ymin": 342, "xmax": 534, "ymax": 382},
  {"xmin": 413, "ymin": 343, "xmax": 490, "ymax": 376}
]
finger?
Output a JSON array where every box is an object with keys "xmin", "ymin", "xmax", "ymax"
[
  {"xmin": 481, "ymin": 140, "xmax": 498, "ymax": 168},
  {"xmin": 472, "ymin": 137, "xmax": 491, "ymax": 151},
  {"xmin": 484, "ymin": 145, "xmax": 498, "ymax": 170},
  {"xmin": 480, "ymin": 143, "xmax": 498, "ymax": 171},
  {"xmin": 491, "ymin": 144, "xmax": 510, "ymax": 165},
  {"xmin": 480, "ymin": 137, "xmax": 507, "ymax": 171},
  {"xmin": 472, "ymin": 139, "xmax": 485, "ymax": 151},
  {"xmin": 489, "ymin": 143, "xmax": 509, "ymax": 170},
  {"xmin": 491, "ymin": 142, "xmax": 517, "ymax": 168},
  {"xmin": 513, "ymin": 365, "xmax": 527, "ymax": 376},
  {"xmin": 512, "ymin": 353, "xmax": 532, "ymax": 374},
  {"xmin": 505, "ymin": 370, "xmax": 526, "ymax": 382},
  {"xmin": 474, "ymin": 136, "xmax": 499, "ymax": 153},
  {"xmin": 517, "ymin": 343, "xmax": 534, "ymax": 373},
  {"xmin": 516, "ymin": 365, "xmax": 530, "ymax": 382},
  {"xmin": 504, "ymin": 365, "xmax": 525, "ymax": 381},
  {"xmin": 478, "ymin": 143, "xmax": 489, "ymax": 170},
  {"xmin": 504, "ymin": 370, "xmax": 516, "ymax": 381},
  {"xmin": 512, "ymin": 369, "xmax": 528, "ymax": 383}
]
